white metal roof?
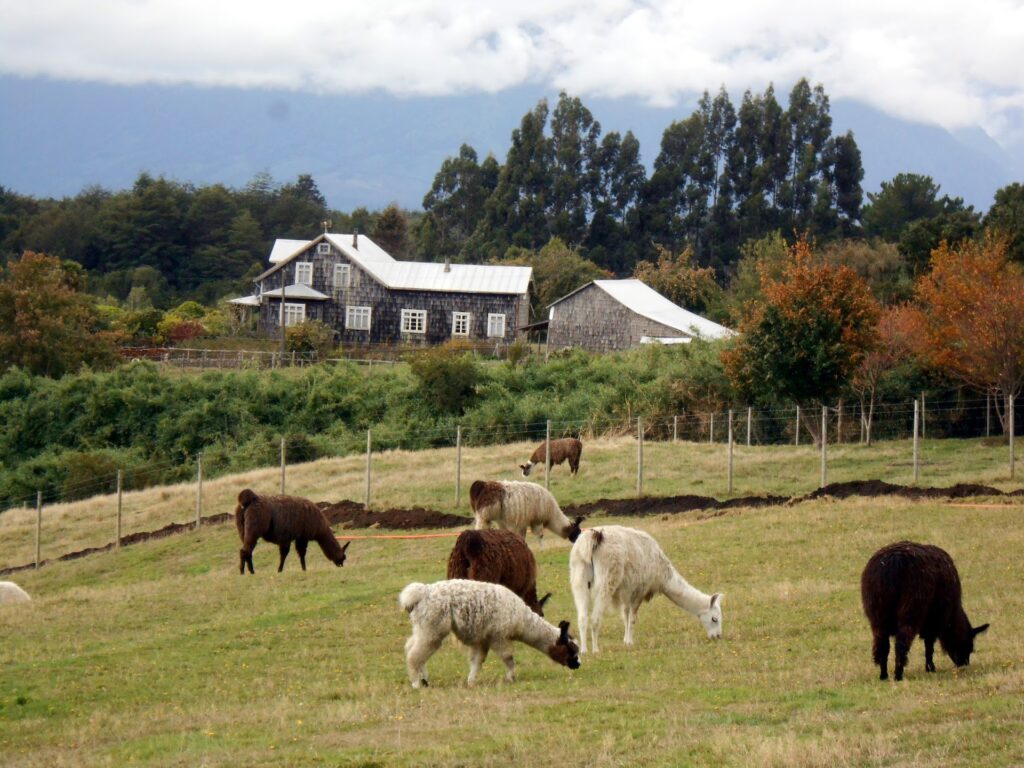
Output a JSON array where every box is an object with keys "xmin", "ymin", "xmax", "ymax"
[
  {"xmin": 263, "ymin": 233, "xmax": 531, "ymax": 296},
  {"xmin": 268, "ymin": 239, "xmax": 311, "ymax": 264},
  {"xmin": 553, "ymin": 279, "xmax": 735, "ymax": 340},
  {"xmin": 260, "ymin": 284, "xmax": 329, "ymax": 300}
]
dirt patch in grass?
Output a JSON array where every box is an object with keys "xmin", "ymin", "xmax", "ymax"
[{"xmin": 3, "ymin": 480, "xmax": 1021, "ymax": 576}]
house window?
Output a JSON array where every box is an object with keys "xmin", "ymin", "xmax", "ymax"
[
  {"xmin": 333, "ymin": 263, "xmax": 351, "ymax": 289},
  {"xmin": 346, "ymin": 306, "xmax": 371, "ymax": 331},
  {"xmin": 401, "ymin": 309, "xmax": 427, "ymax": 334},
  {"xmin": 452, "ymin": 312, "xmax": 471, "ymax": 337},
  {"xmin": 317, "ymin": 242, "xmax": 332, "ymax": 255},
  {"xmin": 283, "ymin": 303, "xmax": 305, "ymax": 327},
  {"xmin": 487, "ymin": 313, "xmax": 506, "ymax": 338},
  {"xmin": 295, "ymin": 262, "xmax": 313, "ymax": 285}
]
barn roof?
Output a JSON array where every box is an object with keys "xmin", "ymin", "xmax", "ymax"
[
  {"xmin": 259, "ymin": 233, "xmax": 531, "ymax": 296},
  {"xmin": 550, "ymin": 279, "xmax": 735, "ymax": 340}
]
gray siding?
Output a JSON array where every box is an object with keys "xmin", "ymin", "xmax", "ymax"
[
  {"xmin": 547, "ymin": 284, "xmax": 685, "ymax": 352},
  {"xmin": 256, "ymin": 242, "xmax": 528, "ymax": 346}
]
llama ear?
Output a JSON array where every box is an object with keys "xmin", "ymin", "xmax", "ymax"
[
  {"xmin": 558, "ymin": 620, "xmax": 570, "ymax": 642},
  {"xmin": 340, "ymin": 540, "xmax": 350, "ymax": 553},
  {"xmin": 710, "ymin": 593, "xmax": 722, "ymax": 608},
  {"xmin": 972, "ymin": 623, "xmax": 990, "ymax": 636},
  {"xmin": 539, "ymin": 592, "xmax": 552, "ymax": 609},
  {"xmin": 574, "ymin": 515, "xmax": 586, "ymax": 525}
]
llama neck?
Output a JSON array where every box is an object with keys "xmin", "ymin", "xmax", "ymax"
[
  {"xmin": 515, "ymin": 611, "xmax": 558, "ymax": 653},
  {"xmin": 662, "ymin": 568, "xmax": 711, "ymax": 617}
]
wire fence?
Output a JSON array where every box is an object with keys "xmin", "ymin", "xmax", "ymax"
[{"xmin": 0, "ymin": 394, "xmax": 1018, "ymax": 573}]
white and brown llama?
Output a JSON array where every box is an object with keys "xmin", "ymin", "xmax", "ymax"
[
  {"xmin": 569, "ymin": 525, "xmax": 723, "ymax": 652},
  {"xmin": 470, "ymin": 479, "xmax": 583, "ymax": 546}
]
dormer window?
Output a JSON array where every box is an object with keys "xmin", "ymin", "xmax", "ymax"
[
  {"xmin": 295, "ymin": 262, "xmax": 313, "ymax": 285},
  {"xmin": 317, "ymin": 242, "xmax": 332, "ymax": 255}
]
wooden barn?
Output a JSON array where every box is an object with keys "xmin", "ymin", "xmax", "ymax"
[
  {"xmin": 231, "ymin": 233, "xmax": 532, "ymax": 347},
  {"xmin": 546, "ymin": 279, "xmax": 734, "ymax": 353}
]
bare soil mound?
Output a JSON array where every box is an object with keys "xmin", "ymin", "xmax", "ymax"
[
  {"xmin": 801, "ymin": 480, "xmax": 1024, "ymax": 501},
  {"xmin": 317, "ymin": 500, "xmax": 469, "ymax": 530},
  {"xmin": 565, "ymin": 493, "xmax": 788, "ymax": 519}
]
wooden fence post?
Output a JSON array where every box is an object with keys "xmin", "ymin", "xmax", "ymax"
[
  {"xmin": 636, "ymin": 417, "xmax": 644, "ymax": 498},
  {"xmin": 795, "ymin": 406, "xmax": 800, "ymax": 446},
  {"xmin": 986, "ymin": 392, "xmax": 991, "ymax": 438},
  {"xmin": 709, "ymin": 413, "xmax": 715, "ymax": 444},
  {"xmin": 35, "ymin": 490, "xmax": 42, "ymax": 569},
  {"xmin": 1010, "ymin": 395, "xmax": 1016, "ymax": 481},
  {"xmin": 673, "ymin": 415, "xmax": 678, "ymax": 444},
  {"xmin": 195, "ymin": 454, "xmax": 203, "ymax": 529},
  {"xmin": 836, "ymin": 400, "xmax": 843, "ymax": 444},
  {"xmin": 920, "ymin": 391, "xmax": 926, "ymax": 440},
  {"xmin": 819, "ymin": 406, "xmax": 827, "ymax": 489},
  {"xmin": 455, "ymin": 425, "xmax": 462, "ymax": 508},
  {"xmin": 728, "ymin": 409, "xmax": 734, "ymax": 494},
  {"xmin": 746, "ymin": 407, "xmax": 752, "ymax": 447},
  {"xmin": 116, "ymin": 469, "xmax": 123, "ymax": 549},
  {"xmin": 365, "ymin": 429, "xmax": 372, "ymax": 509}
]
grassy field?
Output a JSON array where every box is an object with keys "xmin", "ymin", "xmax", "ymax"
[{"xmin": 1, "ymin": 439, "xmax": 1022, "ymax": 767}]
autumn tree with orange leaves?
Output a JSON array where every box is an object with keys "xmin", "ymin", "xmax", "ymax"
[
  {"xmin": 724, "ymin": 237, "xmax": 880, "ymax": 442},
  {"xmin": 913, "ymin": 235, "xmax": 1024, "ymax": 433}
]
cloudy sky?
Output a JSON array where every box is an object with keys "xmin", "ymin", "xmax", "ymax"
[{"xmin": 2, "ymin": 0, "xmax": 1023, "ymax": 146}]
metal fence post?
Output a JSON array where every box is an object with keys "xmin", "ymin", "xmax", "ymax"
[
  {"xmin": 280, "ymin": 436, "xmax": 286, "ymax": 494},
  {"xmin": 913, "ymin": 398, "xmax": 920, "ymax": 483},
  {"xmin": 35, "ymin": 490, "xmax": 42, "ymax": 569},
  {"xmin": 819, "ymin": 406, "xmax": 827, "ymax": 489},
  {"xmin": 116, "ymin": 469, "xmax": 123, "ymax": 549},
  {"xmin": 195, "ymin": 454, "xmax": 203, "ymax": 529},
  {"xmin": 455, "ymin": 425, "xmax": 462, "ymax": 508},
  {"xmin": 728, "ymin": 409, "xmax": 734, "ymax": 494},
  {"xmin": 365, "ymin": 429, "xmax": 372, "ymax": 509},
  {"xmin": 545, "ymin": 420, "xmax": 552, "ymax": 491},
  {"xmin": 637, "ymin": 416, "xmax": 644, "ymax": 498}
]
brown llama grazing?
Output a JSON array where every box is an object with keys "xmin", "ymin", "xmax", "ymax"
[
  {"xmin": 861, "ymin": 541, "xmax": 989, "ymax": 681},
  {"xmin": 235, "ymin": 488, "xmax": 350, "ymax": 574},
  {"xmin": 447, "ymin": 529, "xmax": 551, "ymax": 615},
  {"xmin": 470, "ymin": 479, "xmax": 584, "ymax": 546},
  {"xmin": 519, "ymin": 437, "xmax": 582, "ymax": 477}
]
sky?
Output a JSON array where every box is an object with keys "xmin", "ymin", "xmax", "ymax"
[{"xmin": 2, "ymin": 0, "xmax": 1024, "ymax": 149}]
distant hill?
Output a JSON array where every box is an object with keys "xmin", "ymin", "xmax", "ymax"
[{"xmin": 1, "ymin": 75, "xmax": 1020, "ymax": 213}]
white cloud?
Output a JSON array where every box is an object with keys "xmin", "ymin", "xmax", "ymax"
[{"xmin": 2, "ymin": 0, "xmax": 1022, "ymax": 142}]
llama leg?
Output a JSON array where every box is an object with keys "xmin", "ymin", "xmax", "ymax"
[
  {"xmin": 571, "ymin": 576, "xmax": 591, "ymax": 654},
  {"xmin": 495, "ymin": 640, "xmax": 516, "ymax": 682},
  {"xmin": 923, "ymin": 636, "xmax": 936, "ymax": 672},
  {"xmin": 295, "ymin": 539, "xmax": 309, "ymax": 571},
  {"xmin": 872, "ymin": 631, "xmax": 890, "ymax": 680},
  {"xmin": 589, "ymin": 593, "xmax": 607, "ymax": 653},
  {"xmin": 894, "ymin": 626, "xmax": 916, "ymax": 681},
  {"xmin": 406, "ymin": 630, "xmax": 444, "ymax": 689},
  {"xmin": 466, "ymin": 644, "xmax": 489, "ymax": 686},
  {"xmin": 623, "ymin": 606, "xmax": 638, "ymax": 647},
  {"xmin": 277, "ymin": 541, "xmax": 291, "ymax": 572}
]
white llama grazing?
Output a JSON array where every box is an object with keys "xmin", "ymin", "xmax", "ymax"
[
  {"xmin": 398, "ymin": 579, "xmax": 581, "ymax": 688},
  {"xmin": 0, "ymin": 581, "xmax": 32, "ymax": 604},
  {"xmin": 470, "ymin": 479, "xmax": 583, "ymax": 546},
  {"xmin": 569, "ymin": 525, "xmax": 723, "ymax": 653}
]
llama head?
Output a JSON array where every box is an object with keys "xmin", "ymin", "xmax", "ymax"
[
  {"xmin": 947, "ymin": 621, "xmax": 989, "ymax": 667},
  {"xmin": 549, "ymin": 620, "xmax": 581, "ymax": 669},
  {"xmin": 564, "ymin": 515, "xmax": 585, "ymax": 543},
  {"xmin": 519, "ymin": 462, "xmax": 534, "ymax": 477},
  {"xmin": 336, "ymin": 540, "xmax": 350, "ymax": 567},
  {"xmin": 237, "ymin": 488, "xmax": 259, "ymax": 510},
  {"xmin": 698, "ymin": 593, "xmax": 723, "ymax": 639}
]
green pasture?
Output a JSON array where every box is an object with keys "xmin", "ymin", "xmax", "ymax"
[{"xmin": 1, "ymin": 438, "xmax": 1022, "ymax": 766}]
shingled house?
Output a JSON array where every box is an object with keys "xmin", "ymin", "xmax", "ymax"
[
  {"xmin": 546, "ymin": 279, "xmax": 734, "ymax": 353},
  {"xmin": 231, "ymin": 233, "xmax": 532, "ymax": 347}
]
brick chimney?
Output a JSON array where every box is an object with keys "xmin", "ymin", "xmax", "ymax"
[{"xmin": 352, "ymin": 232, "xmax": 359, "ymax": 249}]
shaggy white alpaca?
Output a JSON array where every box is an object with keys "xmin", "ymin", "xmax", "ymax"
[
  {"xmin": 569, "ymin": 525, "xmax": 723, "ymax": 653},
  {"xmin": 0, "ymin": 581, "xmax": 31, "ymax": 604},
  {"xmin": 470, "ymin": 480, "xmax": 583, "ymax": 546},
  {"xmin": 398, "ymin": 579, "xmax": 581, "ymax": 688}
]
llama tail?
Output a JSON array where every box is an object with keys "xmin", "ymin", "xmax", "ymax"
[
  {"xmin": 399, "ymin": 582, "xmax": 428, "ymax": 613},
  {"xmin": 570, "ymin": 528, "xmax": 603, "ymax": 590}
]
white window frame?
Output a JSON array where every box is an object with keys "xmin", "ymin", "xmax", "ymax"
[
  {"xmin": 452, "ymin": 311, "xmax": 471, "ymax": 337},
  {"xmin": 401, "ymin": 309, "xmax": 427, "ymax": 335},
  {"xmin": 487, "ymin": 313, "xmax": 506, "ymax": 338},
  {"xmin": 295, "ymin": 261, "xmax": 313, "ymax": 286},
  {"xmin": 283, "ymin": 303, "xmax": 305, "ymax": 327},
  {"xmin": 346, "ymin": 305, "xmax": 371, "ymax": 331},
  {"xmin": 333, "ymin": 263, "xmax": 351, "ymax": 289},
  {"xmin": 317, "ymin": 242, "xmax": 332, "ymax": 255}
]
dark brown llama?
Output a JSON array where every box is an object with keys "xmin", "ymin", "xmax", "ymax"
[
  {"xmin": 519, "ymin": 437, "xmax": 582, "ymax": 477},
  {"xmin": 861, "ymin": 541, "xmax": 989, "ymax": 681},
  {"xmin": 447, "ymin": 529, "xmax": 551, "ymax": 615},
  {"xmin": 235, "ymin": 489, "xmax": 350, "ymax": 574}
]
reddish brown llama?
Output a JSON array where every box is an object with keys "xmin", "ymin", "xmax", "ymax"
[{"xmin": 447, "ymin": 529, "xmax": 551, "ymax": 615}]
